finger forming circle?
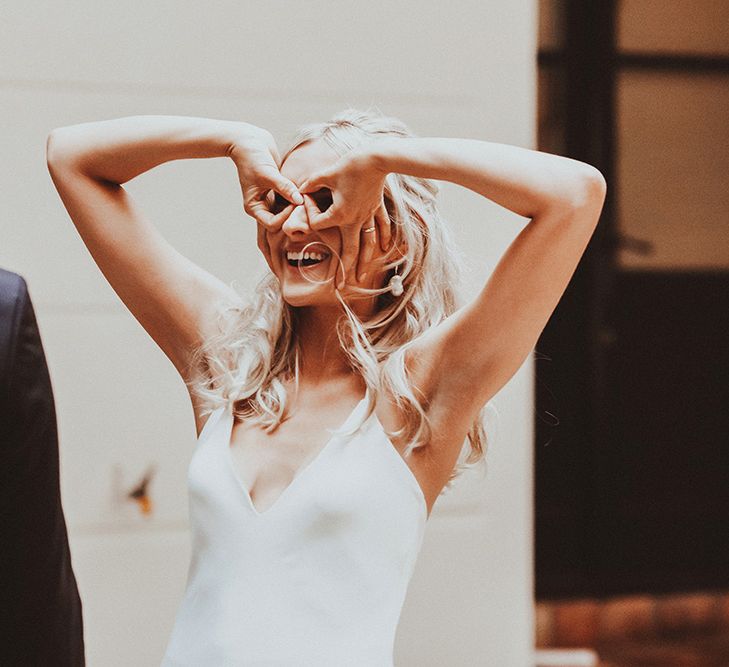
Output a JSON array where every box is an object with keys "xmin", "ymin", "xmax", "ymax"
[
  {"xmin": 339, "ymin": 223, "xmax": 361, "ymax": 288},
  {"xmin": 358, "ymin": 218, "xmax": 378, "ymax": 283},
  {"xmin": 375, "ymin": 201, "xmax": 392, "ymax": 253}
]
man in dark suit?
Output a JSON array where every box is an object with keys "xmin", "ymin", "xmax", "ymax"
[{"xmin": 0, "ymin": 267, "xmax": 85, "ymax": 666}]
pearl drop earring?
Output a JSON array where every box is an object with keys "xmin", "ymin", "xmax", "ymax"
[{"xmin": 388, "ymin": 262, "xmax": 403, "ymax": 297}]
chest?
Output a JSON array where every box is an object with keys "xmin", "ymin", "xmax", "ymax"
[
  {"xmin": 229, "ymin": 412, "xmax": 335, "ymax": 503},
  {"xmin": 228, "ymin": 398, "xmax": 433, "ymax": 517}
]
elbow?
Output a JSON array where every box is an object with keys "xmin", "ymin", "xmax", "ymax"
[
  {"xmin": 537, "ymin": 163, "xmax": 607, "ymax": 220},
  {"xmin": 46, "ymin": 128, "xmax": 63, "ymax": 161},
  {"xmin": 46, "ymin": 127, "xmax": 81, "ymax": 172},
  {"xmin": 46, "ymin": 129, "xmax": 67, "ymax": 170},
  {"xmin": 550, "ymin": 166, "xmax": 606, "ymax": 219},
  {"xmin": 571, "ymin": 166, "xmax": 607, "ymax": 210},
  {"xmin": 538, "ymin": 166, "xmax": 607, "ymax": 224},
  {"xmin": 45, "ymin": 131, "xmax": 66, "ymax": 180}
]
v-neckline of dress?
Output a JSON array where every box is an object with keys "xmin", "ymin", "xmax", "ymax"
[{"xmin": 222, "ymin": 390, "xmax": 370, "ymax": 518}]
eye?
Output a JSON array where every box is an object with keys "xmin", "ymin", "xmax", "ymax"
[
  {"xmin": 309, "ymin": 188, "xmax": 333, "ymax": 212},
  {"xmin": 268, "ymin": 191, "xmax": 290, "ymax": 214}
]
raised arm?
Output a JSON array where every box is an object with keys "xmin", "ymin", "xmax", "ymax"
[
  {"xmin": 368, "ymin": 136, "xmax": 606, "ymax": 442},
  {"xmin": 45, "ymin": 115, "xmax": 300, "ymax": 428}
]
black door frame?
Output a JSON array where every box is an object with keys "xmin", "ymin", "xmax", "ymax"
[{"xmin": 535, "ymin": 0, "xmax": 729, "ymax": 599}]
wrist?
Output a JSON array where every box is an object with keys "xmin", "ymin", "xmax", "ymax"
[
  {"xmin": 223, "ymin": 121, "xmax": 268, "ymax": 159},
  {"xmin": 359, "ymin": 136, "xmax": 402, "ymax": 176}
]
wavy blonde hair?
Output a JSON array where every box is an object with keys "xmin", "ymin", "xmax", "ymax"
[{"xmin": 185, "ymin": 107, "xmax": 492, "ymax": 494}]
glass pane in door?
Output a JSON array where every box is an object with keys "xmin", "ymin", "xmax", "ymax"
[
  {"xmin": 618, "ymin": 0, "xmax": 729, "ymax": 56},
  {"xmin": 616, "ymin": 70, "xmax": 729, "ymax": 270}
]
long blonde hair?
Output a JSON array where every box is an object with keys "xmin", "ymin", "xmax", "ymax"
[{"xmin": 186, "ymin": 107, "xmax": 492, "ymax": 494}]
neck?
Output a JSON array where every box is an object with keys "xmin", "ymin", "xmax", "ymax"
[{"xmin": 292, "ymin": 305, "xmax": 355, "ymax": 387}]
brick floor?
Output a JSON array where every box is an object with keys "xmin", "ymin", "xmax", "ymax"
[
  {"xmin": 596, "ymin": 632, "xmax": 729, "ymax": 667},
  {"xmin": 536, "ymin": 590, "xmax": 729, "ymax": 667}
]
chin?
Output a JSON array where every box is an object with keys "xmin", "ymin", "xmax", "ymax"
[
  {"xmin": 280, "ymin": 282, "xmax": 335, "ymax": 307},
  {"xmin": 278, "ymin": 261, "xmax": 337, "ymax": 305}
]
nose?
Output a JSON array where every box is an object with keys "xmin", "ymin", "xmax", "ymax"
[{"xmin": 280, "ymin": 202, "xmax": 312, "ymax": 236}]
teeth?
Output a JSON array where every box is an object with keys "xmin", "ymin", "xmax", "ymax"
[{"xmin": 286, "ymin": 250, "xmax": 329, "ymax": 261}]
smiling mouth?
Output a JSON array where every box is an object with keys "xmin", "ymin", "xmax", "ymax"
[
  {"xmin": 286, "ymin": 257, "xmax": 330, "ymax": 267},
  {"xmin": 284, "ymin": 251, "xmax": 331, "ymax": 268}
]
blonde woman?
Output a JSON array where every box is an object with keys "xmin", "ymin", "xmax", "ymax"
[{"xmin": 46, "ymin": 109, "xmax": 606, "ymax": 666}]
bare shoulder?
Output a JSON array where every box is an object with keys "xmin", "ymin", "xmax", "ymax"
[{"xmin": 375, "ymin": 344, "xmax": 477, "ymax": 508}]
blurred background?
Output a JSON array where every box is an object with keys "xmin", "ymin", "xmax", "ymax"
[
  {"xmin": 535, "ymin": 1, "xmax": 729, "ymax": 665},
  {"xmin": 0, "ymin": 1, "xmax": 726, "ymax": 665}
]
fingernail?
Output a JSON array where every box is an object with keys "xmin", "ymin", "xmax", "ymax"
[{"xmin": 292, "ymin": 192, "xmax": 304, "ymax": 205}]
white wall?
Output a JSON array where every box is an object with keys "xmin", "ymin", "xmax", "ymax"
[{"xmin": 0, "ymin": 2, "xmax": 537, "ymax": 664}]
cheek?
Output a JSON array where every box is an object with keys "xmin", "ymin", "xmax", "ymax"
[
  {"xmin": 321, "ymin": 230, "xmax": 342, "ymax": 255},
  {"xmin": 266, "ymin": 234, "xmax": 283, "ymax": 274}
]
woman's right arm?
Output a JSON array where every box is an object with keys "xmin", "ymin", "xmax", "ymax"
[{"xmin": 45, "ymin": 115, "xmax": 296, "ymax": 393}]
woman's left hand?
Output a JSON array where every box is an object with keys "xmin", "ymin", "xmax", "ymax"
[{"xmin": 298, "ymin": 147, "xmax": 393, "ymax": 288}]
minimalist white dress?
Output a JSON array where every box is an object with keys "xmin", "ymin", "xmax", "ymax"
[{"xmin": 161, "ymin": 388, "xmax": 428, "ymax": 666}]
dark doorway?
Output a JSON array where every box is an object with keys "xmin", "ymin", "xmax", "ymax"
[{"xmin": 535, "ymin": 0, "xmax": 729, "ymax": 599}]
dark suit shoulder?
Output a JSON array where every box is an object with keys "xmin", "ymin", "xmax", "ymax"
[{"xmin": 0, "ymin": 268, "xmax": 30, "ymax": 396}]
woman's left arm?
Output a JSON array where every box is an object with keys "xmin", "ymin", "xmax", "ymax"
[{"xmin": 369, "ymin": 136, "xmax": 607, "ymax": 417}]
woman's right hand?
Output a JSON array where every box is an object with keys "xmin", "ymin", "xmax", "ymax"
[{"xmin": 227, "ymin": 123, "xmax": 303, "ymax": 228}]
